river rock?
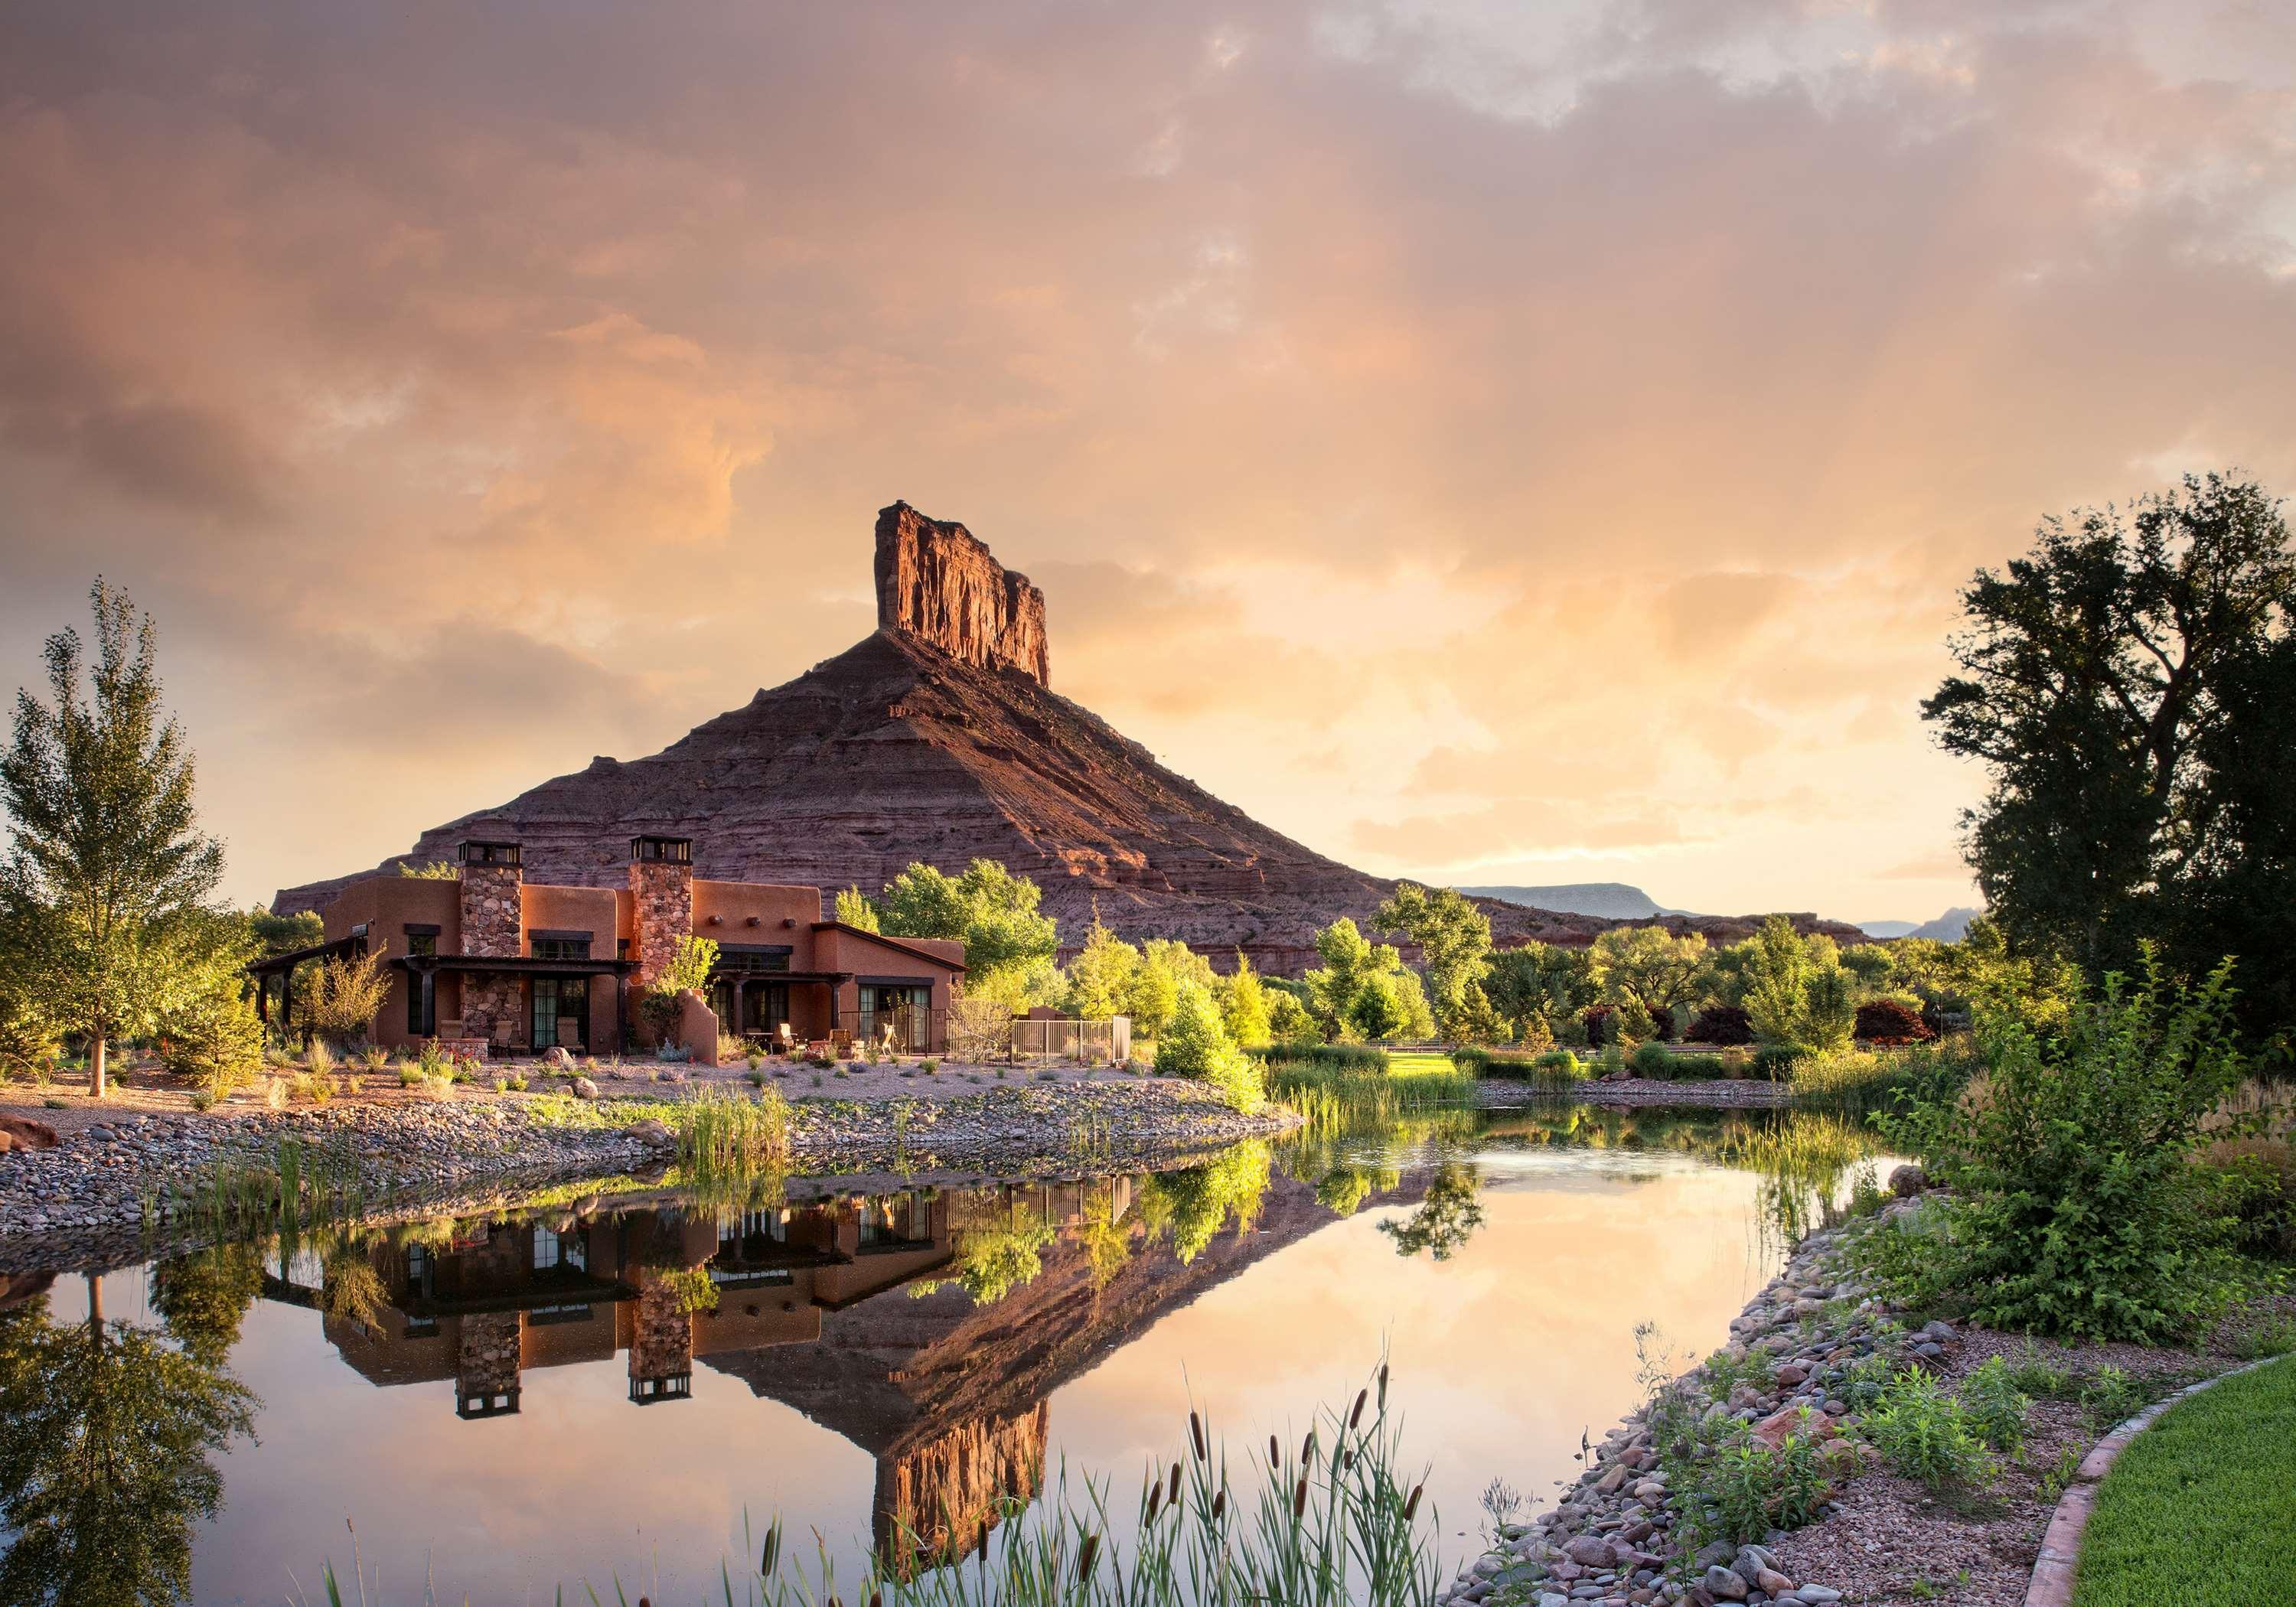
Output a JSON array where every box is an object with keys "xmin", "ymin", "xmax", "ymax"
[{"xmin": 1703, "ymin": 1564, "xmax": 1750, "ymax": 1600}]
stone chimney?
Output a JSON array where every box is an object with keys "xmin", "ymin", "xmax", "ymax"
[
  {"xmin": 628, "ymin": 836, "xmax": 695, "ymax": 989},
  {"xmin": 456, "ymin": 840, "xmax": 523, "ymax": 959},
  {"xmin": 874, "ymin": 502, "xmax": 1050, "ymax": 686}
]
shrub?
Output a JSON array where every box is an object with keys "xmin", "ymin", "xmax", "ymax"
[
  {"xmin": 302, "ymin": 950, "xmax": 394, "ymax": 1044},
  {"xmin": 1581, "ymin": 1005, "xmax": 1615, "ymax": 1046},
  {"xmin": 155, "ymin": 984, "xmax": 265, "ymax": 1097},
  {"xmin": 2208, "ymin": 1138, "xmax": 2296, "ymax": 1261},
  {"xmin": 358, "ymin": 1044, "xmax": 390, "ymax": 1071},
  {"xmin": 1854, "ymin": 998, "xmax": 1936, "ymax": 1045},
  {"xmin": 920, "ymin": 1058, "xmax": 940, "ymax": 1074},
  {"xmin": 1866, "ymin": 954, "xmax": 2255, "ymax": 1343},
  {"xmin": 1688, "ymin": 1004, "xmax": 1755, "ymax": 1045},
  {"xmin": 397, "ymin": 1066, "xmax": 423, "ymax": 1088},
  {"xmin": 1610, "ymin": 997, "xmax": 1658, "ymax": 1044},
  {"xmin": 1631, "ymin": 1040, "xmax": 1675, "ymax": 1077},
  {"xmin": 1156, "ymin": 983, "xmax": 1264, "ymax": 1113},
  {"xmin": 1752, "ymin": 1044, "xmax": 1808, "ymax": 1081},
  {"xmin": 1260, "ymin": 1043, "xmax": 1391, "ymax": 1074},
  {"xmin": 1718, "ymin": 1048, "xmax": 1754, "ymax": 1079},
  {"xmin": 1958, "ymin": 1356, "xmax": 2033, "ymax": 1453},
  {"xmin": 188, "ymin": 1087, "xmax": 217, "ymax": 1112},
  {"xmin": 1863, "ymin": 1368, "xmax": 1995, "ymax": 1491},
  {"xmin": 1676, "ymin": 1420, "xmax": 1832, "ymax": 1545}
]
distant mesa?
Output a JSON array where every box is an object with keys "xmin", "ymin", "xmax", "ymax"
[
  {"xmin": 1456, "ymin": 883, "xmax": 1681, "ymax": 922},
  {"xmin": 276, "ymin": 504, "xmax": 1865, "ymax": 970}
]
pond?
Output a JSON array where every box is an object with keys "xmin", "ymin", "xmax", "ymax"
[{"xmin": 0, "ymin": 1107, "xmax": 1888, "ymax": 1605}]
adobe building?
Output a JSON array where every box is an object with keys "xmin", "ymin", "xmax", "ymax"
[{"xmin": 251, "ymin": 835, "xmax": 964, "ymax": 1056}]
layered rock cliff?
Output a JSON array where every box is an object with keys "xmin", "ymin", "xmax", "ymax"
[
  {"xmin": 276, "ymin": 504, "xmax": 1861, "ymax": 967},
  {"xmin": 876, "ymin": 502, "xmax": 1049, "ymax": 686}
]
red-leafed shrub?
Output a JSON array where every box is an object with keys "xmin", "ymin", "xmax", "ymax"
[
  {"xmin": 1853, "ymin": 998, "xmax": 1936, "ymax": 1045},
  {"xmin": 1687, "ymin": 1004, "xmax": 1755, "ymax": 1045},
  {"xmin": 1582, "ymin": 1005, "xmax": 1616, "ymax": 1046}
]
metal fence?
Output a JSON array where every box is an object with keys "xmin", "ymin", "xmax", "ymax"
[{"xmin": 1006, "ymin": 1015, "xmax": 1131, "ymax": 1062}]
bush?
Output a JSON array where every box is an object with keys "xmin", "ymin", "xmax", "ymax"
[
  {"xmin": 1452, "ymin": 1045, "xmax": 1587, "ymax": 1089},
  {"xmin": 1259, "ymin": 1043, "xmax": 1391, "ymax": 1074},
  {"xmin": 1676, "ymin": 1420, "xmax": 1832, "ymax": 1546},
  {"xmin": 155, "ymin": 984, "xmax": 265, "ymax": 1097},
  {"xmin": 1631, "ymin": 1040, "xmax": 1675, "ymax": 1077},
  {"xmin": 1866, "ymin": 954, "xmax": 2255, "ymax": 1343},
  {"xmin": 1156, "ymin": 983, "xmax": 1264, "ymax": 1113},
  {"xmin": 1688, "ymin": 1004, "xmax": 1755, "ymax": 1045},
  {"xmin": 1854, "ymin": 998, "xmax": 1936, "ymax": 1045},
  {"xmin": 1753, "ymin": 1044, "xmax": 1808, "ymax": 1081},
  {"xmin": 2208, "ymin": 1138, "xmax": 2296, "ymax": 1261},
  {"xmin": 1958, "ymin": 1356, "xmax": 2033, "ymax": 1453},
  {"xmin": 1863, "ymin": 1368, "xmax": 1995, "ymax": 1491},
  {"xmin": 1581, "ymin": 1005, "xmax": 1615, "ymax": 1046}
]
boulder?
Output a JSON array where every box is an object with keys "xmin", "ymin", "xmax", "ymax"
[
  {"xmin": 625, "ymin": 1119, "xmax": 674, "ymax": 1146},
  {"xmin": 1888, "ymin": 1162, "xmax": 1929, "ymax": 1197},
  {"xmin": 1703, "ymin": 1564, "xmax": 1750, "ymax": 1601},
  {"xmin": 540, "ymin": 1045, "xmax": 576, "ymax": 1070},
  {"xmin": 571, "ymin": 1077, "xmax": 600, "ymax": 1100},
  {"xmin": 0, "ymin": 1116, "xmax": 60, "ymax": 1152},
  {"xmin": 1562, "ymin": 1535, "xmax": 1615, "ymax": 1569}
]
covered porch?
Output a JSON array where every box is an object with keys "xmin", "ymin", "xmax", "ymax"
[{"xmin": 393, "ymin": 953, "xmax": 637, "ymax": 1056}]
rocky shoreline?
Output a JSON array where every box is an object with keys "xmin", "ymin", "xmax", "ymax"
[
  {"xmin": 1437, "ymin": 1194, "xmax": 2287, "ymax": 1607},
  {"xmin": 0, "ymin": 1079, "xmax": 1296, "ymax": 1273}
]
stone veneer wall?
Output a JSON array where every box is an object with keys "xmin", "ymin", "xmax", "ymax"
[
  {"xmin": 628, "ymin": 859, "xmax": 693, "ymax": 989},
  {"xmin": 458, "ymin": 1310, "xmax": 522, "ymax": 1403},
  {"xmin": 458, "ymin": 863, "xmax": 523, "ymax": 957},
  {"xmin": 629, "ymin": 1279, "xmax": 694, "ymax": 1383}
]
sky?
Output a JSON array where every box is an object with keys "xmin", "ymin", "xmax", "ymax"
[{"xmin": 2, "ymin": 1, "xmax": 2294, "ymax": 925}]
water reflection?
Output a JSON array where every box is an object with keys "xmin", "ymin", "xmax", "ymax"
[
  {"xmin": 0, "ymin": 1103, "xmax": 1894, "ymax": 1602},
  {"xmin": 0, "ymin": 1272, "xmax": 257, "ymax": 1607}
]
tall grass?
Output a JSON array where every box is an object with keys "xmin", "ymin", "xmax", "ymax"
[
  {"xmin": 1265, "ymin": 1060, "xmax": 1475, "ymax": 1127},
  {"xmin": 1450, "ymin": 1047, "xmax": 1590, "ymax": 1091},
  {"xmin": 1788, "ymin": 1038, "xmax": 1980, "ymax": 1116},
  {"xmin": 302, "ymin": 1361, "xmax": 1440, "ymax": 1607},
  {"xmin": 680, "ymin": 1084, "xmax": 793, "ymax": 1174}
]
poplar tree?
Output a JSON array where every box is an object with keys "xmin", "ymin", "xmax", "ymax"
[{"xmin": 1, "ymin": 580, "xmax": 224, "ymax": 1096}]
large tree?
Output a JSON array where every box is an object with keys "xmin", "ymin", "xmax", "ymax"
[
  {"xmin": 1373, "ymin": 882, "xmax": 1492, "ymax": 1037},
  {"xmin": 2, "ymin": 582, "xmax": 227, "ymax": 1095},
  {"xmin": 872, "ymin": 859, "xmax": 1059, "ymax": 1006},
  {"xmin": 1923, "ymin": 474, "xmax": 2296, "ymax": 1028}
]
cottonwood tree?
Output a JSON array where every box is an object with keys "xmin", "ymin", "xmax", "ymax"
[
  {"xmin": 1374, "ymin": 882, "xmax": 1494, "ymax": 1038},
  {"xmin": 1924, "ymin": 473, "xmax": 2296, "ymax": 1028},
  {"xmin": 875, "ymin": 859, "xmax": 1059, "ymax": 1006},
  {"xmin": 1589, "ymin": 926, "xmax": 1713, "ymax": 1022},
  {"xmin": 1, "ymin": 582, "xmax": 226, "ymax": 1096}
]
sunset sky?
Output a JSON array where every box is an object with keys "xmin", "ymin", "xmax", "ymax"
[{"xmin": 4, "ymin": 2, "xmax": 2294, "ymax": 925}]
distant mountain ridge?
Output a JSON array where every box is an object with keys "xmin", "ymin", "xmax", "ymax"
[{"xmin": 1456, "ymin": 882, "xmax": 1680, "ymax": 921}]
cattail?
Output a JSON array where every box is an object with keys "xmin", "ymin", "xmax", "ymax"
[
  {"xmin": 1403, "ymin": 1484, "xmax": 1423, "ymax": 1521},
  {"xmin": 869, "ymin": 1592, "xmax": 882, "ymax": 1607},
  {"xmin": 1268, "ymin": 1433, "xmax": 1280, "ymax": 1467},
  {"xmin": 1342, "ymin": 1449, "xmax": 1355, "ymax": 1472},
  {"xmin": 1378, "ymin": 1361, "xmax": 1389, "ymax": 1407},
  {"xmin": 1349, "ymin": 1387, "xmax": 1368, "ymax": 1429},
  {"xmin": 1146, "ymin": 1483, "xmax": 1163, "ymax": 1524},
  {"xmin": 1169, "ymin": 1461, "xmax": 1182, "ymax": 1507},
  {"xmin": 762, "ymin": 1521, "xmax": 782, "ymax": 1578},
  {"xmin": 1190, "ymin": 1410, "xmax": 1207, "ymax": 1462},
  {"xmin": 1212, "ymin": 1488, "xmax": 1228, "ymax": 1521},
  {"xmin": 1076, "ymin": 1534, "xmax": 1101, "ymax": 1582},
  {"xmin": 1292, "ymin": 1476, "xmax": 1309, "ymax": 1521},
  {"xmin": 1301, "ymin": 1430, "xmax": 1316, "ymax": 1467}
]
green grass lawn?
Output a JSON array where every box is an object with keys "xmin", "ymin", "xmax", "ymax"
[{"xmin": 2071, "ymin": 1354, "xmax": 2296, "ymax": 1607}]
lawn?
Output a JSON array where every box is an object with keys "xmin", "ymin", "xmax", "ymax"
[{"xmin": 2071, "ymin": 1354, "xmax": 2296, "ymax": 1607}]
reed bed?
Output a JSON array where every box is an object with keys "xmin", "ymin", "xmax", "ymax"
[
  {"xmin": 1253, "ymin": 1043, "xmax": 1392, "ymax": 1076},
  {"xmin": 302, "ymin": 1361, "xmax": 1440, "ymax": 1607},
  {"xmin": 679, "ymin": 1083, "xmax": 794, "ymax": 1175}
]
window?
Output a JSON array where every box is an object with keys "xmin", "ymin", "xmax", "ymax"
[
  {"xmin": 717, "ymin": 944, "xmax": 791, "ymax": 973},
  {"xmin": 406, "ymin": 967, "xmax": 435, "ymax": 1035},
  {"xmin": 530, "ymin": 937, "xmax": 591, "ymax": 960},
  {"xmin": 405, "ymin": 932, "xmax": 437, "ymax": 957}
]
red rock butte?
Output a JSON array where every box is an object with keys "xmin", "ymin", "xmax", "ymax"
[{"xmin": 277, "ymin": 504, "xmax": 1860, "ymax": 970}]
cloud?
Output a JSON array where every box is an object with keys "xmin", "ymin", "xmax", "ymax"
[{"xmin": 0, "ymin": 0, "xmax": 2285, "ymax": 920}]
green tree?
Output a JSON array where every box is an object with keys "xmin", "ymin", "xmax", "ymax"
[
  {"xmin": 0, "ymin": 1278, "xmax": 257, "ymax": 1606},
  {"xmin": 1923, "ymin": 473, "xmax": 2296, "ymax": 1028},
  {"xmin": 1301, "ymin": 918, "xmax": 1432, "ymax": 1040},
  {"xmin": 240, "ymin": 907, "xmax": 321, "ymax": 959},
  {"xmin": 154, "ymin": 975, "xmax": 264, "ymax": 1097},
  {"xmin": 1590, "ymin": 927, "xmax": 1712, "ymax": 1018},
  {"xmin": 833, "ymin": 885, "xmax": 881, "ymax": 931},
  {"xmin": 1062, "ymin": 913, "xmax": 1140, "ymax": 1018},
  {"xmin": 395, "ymin": 859, "xmax": 459, "ymax": 880},
  {"xmin": 2, "ymin": 582, "xmax": 227, "ymax": 1096},
  {"xmin": 1373, "ymin": 882, "xmax": 1492, "ymax": 1036},
  {"xmin": 1264, "ymin": 987, "xmax": 1319, "ymax": 1045},
  {"xmin": 1132, "ymin": 939, "xmax": 1215, "ymax": 1037},
  {"xmin": 1216, "ymin": 953, "xmax": 1273, "ymax": 1047},
  {"xmin": 1154, "ymin": 982, "xmax": 1264, "ymax": 1111},
  {"xmin": 877, "ymin": 859, "xmax": 1058, "ymax": 980},
  {"xmin": 1484, "ymin": 942, "xmax": 1597, "ymax": 1040}
]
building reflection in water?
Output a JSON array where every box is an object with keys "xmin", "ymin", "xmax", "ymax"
[{"xmin": 264, "ymin": 1181, "xmax": 1149, "ymax": 1572}]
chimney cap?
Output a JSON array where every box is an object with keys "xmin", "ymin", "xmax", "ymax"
[
  {"xmin": 630, "ymin": 835, "xmax": 693, "ymax": 864},
  {"xmin": 458, "ymin": 839, "xmax": 522, "ymax": 867}
]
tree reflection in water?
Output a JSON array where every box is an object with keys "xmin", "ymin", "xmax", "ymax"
[
  {"xmin": 0, "ymin": 1270, "xmax": 257, "ymax": 1607},
  {"xmin": 1378, "ymin": 1159, "xmax": 1486, "ymax": 1261}
]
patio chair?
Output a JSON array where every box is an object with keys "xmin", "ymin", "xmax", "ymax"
[
  {"xmin": 829, "ymin": 1029, "xmax": 855, "ymax": 1058},
  {"xmin": 775, "ymin": 1023, "xmax": 798, "ymax": 1054}
]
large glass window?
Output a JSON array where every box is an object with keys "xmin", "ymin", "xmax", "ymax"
[
  {"xmin": 859, "ymin": 985, "xmax": 932, "ymax": 1051},
  {"xmin": 531, "ymin": 976, "xmax": 589, "ymax": 1049},
  {"xmin": 530, "ymin": 937, "xmax": 591, "ymax": 960}
]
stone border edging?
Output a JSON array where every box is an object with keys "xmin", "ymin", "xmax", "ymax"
[{"xmin": 2021, "ymin": 1352, "xmax": 2291, "ymax": 1607}]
